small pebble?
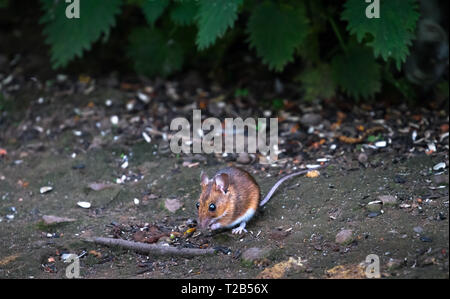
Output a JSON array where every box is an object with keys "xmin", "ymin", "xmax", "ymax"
[
  {"xmin": 137, "ymin": 92, "xmax": 150, "ymax": 103},
  {"xmin": 394, "ymin": 175, "xmax": 406, "ymax": 184},
  {"xmin": 420, "ymin": 236, "xmax": 432, "ymax": 243},
  {"xmin": 77, "ymin": 201, "xmax": 91, "ymax": 209},
  {"xmin": 378, "ymin": 195, "xmax": 397, "ymax": 206},
  {"xmin": 335, "ymin": 229, "xmax": 354, "ymax": 245},
  {"xmin": 433, "ymin": 162, "xmax": 446, "ymax": 171},
  {"xmin": 241, "ymin": 247, "xmax": 270, "ymax": 262},
  {"xmin": 375, "ymin": 141, "xmax": 387, "ymax": 148},
  {"xmin": 358, "ymin": 153, "xmax": 368, "ymax": 163},
  {"xmin": 72, "ymin": 164, "xmax": 85, "ymax": 170},
  {"xmin": 300, "ymin": 113, "xmax": 322, "ymax": 126},
  {"xmin": 142, "ymin": 132, "xmax": 151, "ymax": 143},
  {"xmin": 413, "ymin": 226, "xmax": 423, "ymax": 234},
  {"xmin": 368, "ymin": 212, "xmax": 381, "ymax": 218},
  {"xmin": 40, "ymin": 186, "xmax": 53, "ymax": 194},
  {"xmin": 110, "ymin": 115, "xmax": 119, "ymax": 125},
  {"xmin": 367, "ymin": 202, "xmax": 382, "ymax": 212},
  {"xmin": 236, "ymin": 153, "xmax": 251, "ymax": 164}
]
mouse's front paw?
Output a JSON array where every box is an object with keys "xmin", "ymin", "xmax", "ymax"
[
  {"xmin": 210, "ymin": 223, "xmax": 221, "ymax": 230},
  {"xmin": 231, "ymin": 222, "xmax": 247, "ymax": 234}
]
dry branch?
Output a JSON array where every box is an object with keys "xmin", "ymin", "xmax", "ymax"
[{"xmin": 85, "ymin": 237, "xmax": 215, "ymax": 257}]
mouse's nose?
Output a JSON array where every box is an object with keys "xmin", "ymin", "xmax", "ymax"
[{"xmin": 198, "ymin": 218, "xmax": 209, "ymax": 230}]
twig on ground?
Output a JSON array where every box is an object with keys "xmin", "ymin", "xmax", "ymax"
[{"xmin": 84, "ymin": 237, "xmax": 215, "ymax": 256}]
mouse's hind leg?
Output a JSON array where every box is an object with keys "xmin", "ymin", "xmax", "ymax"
[{"xmin": 232, "ymin": 222, "xmax": 247, "ymax": 234}]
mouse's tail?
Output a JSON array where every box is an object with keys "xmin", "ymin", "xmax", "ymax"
[{"xmin": 259, "ymin": 168, "xmax": 317, "ymax": 207}]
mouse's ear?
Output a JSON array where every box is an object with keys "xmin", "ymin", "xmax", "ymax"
[
  {"xmin": 214, "ymin": 173, "xmax": 229, "ymax": 194},
  {"xmin": 200, "ymin": 171, "xmax": 209, "ymax": 186}
]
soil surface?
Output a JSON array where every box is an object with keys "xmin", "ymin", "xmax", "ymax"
[{"xmin": 0, "ymin": 83, "xmax": 448, "ymax": 279}]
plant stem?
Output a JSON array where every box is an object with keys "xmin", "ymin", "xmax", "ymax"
[{"xmin": 328, "ymin": 17, "xmax": 348, "ymax": 54}]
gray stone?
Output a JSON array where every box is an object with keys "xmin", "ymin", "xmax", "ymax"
[
  {"xmin": 358, "ymin": 153, "xmax": 368, "ymax": 164},
  {"xmin": 241, "ymin": 247, "xmax": 270, "ymax": 262},
  {"xmin": 367, "ymin": 202, "xmax": 382, "ymax": 212},
  {"xmin": 413, "ymin": 226, "xmax": 423, "ymax": 234},
  {"xmin": 378, "ymin": 195, "xmax": 397, "ymax": 206},
  {"xmin": 236, "ymin": 153, "xmax": 251, "ymax": 164},
  {"xmin": 335, "ymin": 229, "xmax": 354, "ymax": 245},
  {"xmin": 300, "ymin": 113, "xmax": 322, "ymax": 126}
]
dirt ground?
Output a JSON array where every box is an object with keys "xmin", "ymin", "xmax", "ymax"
[{"xmin": 0, "ymin": 93, "xmax": 448, "ymax": 280}]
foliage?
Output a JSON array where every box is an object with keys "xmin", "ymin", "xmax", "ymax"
[
  {"xmin": 40, "ymin": 0, "xmax": 122, "ymax": 68},
  {"xmin": 0, "ymin": 0, "xmax": 9, "ymax": 8},
  {"xmin": 195, "ymin": 0, "xmax": 242, "ymax": 50},
  {"xmin": 332, "ymin": 45, "xmax": 381, "ymax": 100},
  {"xmin": 127, "ymin": 27, "xmax": 184, "ymax": 77},
  {"xmin": 297, "ymin": 63, "xmax": 336, "ymax": 102},
  {"xmin": 37, "ymin": 0, "xmax": 425, "ymax": 101},
  {"xmin": 141, "ymin": 0, "xmax": 170, "ymax": 26},
  {"xmin": 342, "ymin": 0, "xmax": 420, "ymax": 70},
  {"xmin": 247, "ymin": 1, "xmax": 309, "ymax": 72},
  {"xmin": 170, "ymin": 0, "xmax": 198, "ymax": 26}
]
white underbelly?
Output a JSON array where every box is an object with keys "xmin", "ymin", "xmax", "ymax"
[{"xmin": 226, "ymin": 208, "xmax": 256, "ymax": 228}]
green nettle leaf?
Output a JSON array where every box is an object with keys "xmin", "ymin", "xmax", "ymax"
[
  {"xmin": 195, "ymin": 0, "xmax": 243, "ymax": 50},
  {"xmin": 40, "ymin": 0, "xmax": 122, "ymax": 69},
  {"xmin": 170, "ymin": 0, "xmax": 198, "ymax": 26},
  {"xmin": 127, "ymin": 28, "xmax": 184, "ymax": 77},
  {"xmin": 141, "ymin": 0, "xmax": 170, "ymax": 26},
  {"xmin": 247, "ymin": 1, "xmax": 309, "ymax": 72},
  {"xmin": 298, "ymin": 63, "xmax": 336, "ymax": 101},
  {"xmin": 331, "ymin": 45, "xmax": 381, "ymax": 100},
  {"xmin": 0, "ymin": 0, "xmax": 9, "ymax": 8},
  {"xmin": 341, "ymin": 0, "xmax": 420, "ymax": 69}
]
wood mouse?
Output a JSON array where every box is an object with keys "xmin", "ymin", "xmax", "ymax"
[{"xmin": 196, "ymin": 166, "xmax": 323, "ymax": 234}]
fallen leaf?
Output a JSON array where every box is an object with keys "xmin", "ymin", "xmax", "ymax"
[
  {"xmin": 184, "ymin": 227, "xmax": 196, "ymax": 236},
  {"xmin": 290, "ymin": 123, "xmax": 299, "ymax": 133},
  {"xmin": 325, "ymin": 264, "xmax": 366, "ymax": 279},
  {"xmin": 305, "ymin": 170, "xmax": 320, "ymax": 178},
  {"xmin": 0, "ymin": 254, "xmax": 20, "ymax": 266},
  {"xmin": 88, "ymin": 250, "xmax": 102, "ymax": 258},
  {"xmin": 0, "ymin": 148, "xmax": 7, "ymax": 156},
  {"xmin": 256, "ymin": 257, "xmax": 304, "ymax": 279}
]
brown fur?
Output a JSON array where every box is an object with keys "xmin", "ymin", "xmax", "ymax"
[{"xmin": 197, "ymin": 167, "xmax": 260, "ymax": 229}]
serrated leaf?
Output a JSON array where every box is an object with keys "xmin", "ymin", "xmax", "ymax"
[
  {"xmin": 342, "ymin": 0, "xmax": 420, "ymax": 69},
  {"xmin": 141, "ymin": 0, "xmax": 170, "ymax": 26},
  {"xmin": 247, "ymin": 1, "xmax": 309, "ymax": 72},
  {"xmin": 40, "ymin": 0, "xmax": 122, "ymax": 69},
  {"xmin": 0, "ymin": 0, "xmax": 9, "ymax": 8},
  {"xmin": 127, "ymin": 28, "xmax": 184, "ymax": 77},
  {"xmin": 298, "ymin": 63, "xmax": 336, "ymax": 101},
  {"xmin": 331, "ymin": 45, "xmax": 381, "ymax": 100},
  {"xmin": 170, "ymin": 0, "xmax": 198, "ymax": 26},
  {"xmin": 195, "ymin": 0, "xmax": 242, "ymax": 50}
]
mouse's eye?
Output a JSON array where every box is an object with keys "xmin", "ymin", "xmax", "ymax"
[
  {"xmin": 208, "ymin": 203, "xmax": 216, "ymax": 212},
  {"xmin": 196, "ymin": 202, "xmax": 200, "ymax": 209}
]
